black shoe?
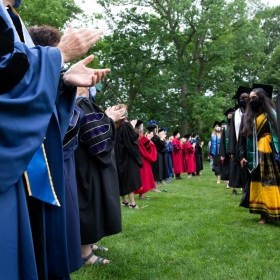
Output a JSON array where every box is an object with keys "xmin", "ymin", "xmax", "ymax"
[
  {"xmin": 176, "ymin": 177, "xmax": 182, "ymax": 180},
  {"xmin": 232, "ymin": 190, "xmax": 238, "ymax": 195}
]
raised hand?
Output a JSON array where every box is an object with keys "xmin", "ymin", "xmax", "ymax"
[
  {"xmin": 105, "ymin": 106, "xmax": 126, "ymax": 122},
  {"xmin": 58, "ymin": 25, "xmax": 103, "ymax": 63},
  {"xmin": 63, "ymin": 55, "xmax": 110, "ymax": 87}
]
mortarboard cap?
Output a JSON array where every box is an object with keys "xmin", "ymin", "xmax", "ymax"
[
  {"xmin": 213, "ymin": 121, "xmax": 220, "ymax": 128},
  {"xmin": 135, "ymin": 120, "xmax": 143, "ymax": 128},
  {"xmin": 184, "ymin": 133, "xmax": 191, "ymax": 139},
  {"xmin": 252, "ymin": 83, "xmax": 273, "ymax": 99},
  {"xmin": 220, "ymin": 120, "xmax": 226, "ymax": 126},
  {"xmin": 224, "ymin": 108, "xmax": 235, "ymax": 116},
  {"xmin": 232, "ymin": 86, "xmax": 252, "ymax": 100},
  {"xmin": 158, "ymin": 128, "xmax": 165, "ymax": 133},
  {"xmin": 146, "ymin": 120, "xmax": 158, "ymax": 130},
  {"xmin": 172, "ymin": 130, "xmax": 179, "ymax": 137}
]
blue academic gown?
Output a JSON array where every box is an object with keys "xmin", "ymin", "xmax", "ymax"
[
  {"xmin": 0, "ymin": 3, "xmax": 76, "ymax": 279},
  {"xmin": 63, "ymin": 106, "xmax": 84, "ymax": 273}
]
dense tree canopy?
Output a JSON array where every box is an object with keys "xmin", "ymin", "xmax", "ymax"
[
  {"xmin": 18, "ymin": 0, "xmax": 83, "ymax": 28},
  {"xmin": 16, "ymin": 0, "xmax": 280, "ymax": 140},
  {"xmin": 95, "ymin": 0, "xmax": 277, "ymax": 139}
]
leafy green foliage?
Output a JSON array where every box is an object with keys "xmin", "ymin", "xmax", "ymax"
[
  {"xmin": 94, "ymin": 0, "xmax": 271, "ymax": 137},
  {"xmin": 18, "ymin": 0, "xmax": 83, "ymax": 28},
  {"xmin": 260, "ymin": 45, "xmax": 280, "ymax": 91}
]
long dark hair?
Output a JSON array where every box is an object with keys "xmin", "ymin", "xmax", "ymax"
[{"xmin": 241, "ymin": 88, "xmax": 277, "ymax": 137}]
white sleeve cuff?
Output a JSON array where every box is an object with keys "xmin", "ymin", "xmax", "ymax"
[{"xmin": 60, "ymin": 52, "xmax": 64, "ymax": 68}]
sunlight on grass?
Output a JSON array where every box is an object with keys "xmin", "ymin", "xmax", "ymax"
[{"xmin": 71, "ymin": 163, "xmax": 280, "ymax": 280}]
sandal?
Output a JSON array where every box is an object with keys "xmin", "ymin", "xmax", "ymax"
[
  {"xmin": 122, "ymin": 201, "xmax": 129, "ymax": 207},
  {"xmin": 129, "ymin": 204, "xmax": 139, "ymax": 209},
  {"xmin": 91, "ymin": 244, "xmax": 108, "ymax": 252},
  {"xmin": 83, "ymin": 252, "xmax": 110, "ymax": 265}
]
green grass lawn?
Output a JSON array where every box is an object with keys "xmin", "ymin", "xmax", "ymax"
[{"xmin": 71, "ymin": 163, "xmax": 280, "ymax": 280}]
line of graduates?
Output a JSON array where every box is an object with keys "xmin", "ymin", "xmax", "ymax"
[{"xmin": 209, "ymin": 83, "xmax": 280, "ymax": 225}]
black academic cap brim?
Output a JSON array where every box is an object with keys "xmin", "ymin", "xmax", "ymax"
[
  {"xmin": 136, "ymin": 120, "xmax": 143, "ymax": 127},
  {"xmin": 232, "ymin": 86, "xmax": 252, "ymax": 100},
  {"xmin": 213, "ymin": 121, "xmax": 220, "ymax": 128},
  {"xmin": 146, "ymin": 124, "xmax": 157, "ymax": 130},
  {"xmin": 252, "ymin": 83, "xmax": 273, "ymax": 99},
  {"xmin": 224, "ymin": 108, "xmax": 235, "ymax": 116},
  {"xmin": 172, "ymin": 130, "xmax": 179, "ymax": 137}
]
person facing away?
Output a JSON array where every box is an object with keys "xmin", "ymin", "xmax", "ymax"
[
  {"xmin": 172, "ymin": 130, "xmax": 184, "ymax": 180},
  {"xmin": 114, "ymin": 104, "xmax": 143, "ymax": 209},
  {"xmin": 209, "ymin": 121, "xmax": 222, "ymax": 184}
]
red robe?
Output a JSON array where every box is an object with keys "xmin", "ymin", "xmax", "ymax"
[
  {"xmin": 172, "ymin": 138, "xmax": 183, "ymax": 174},
  {"xmin": 184, "ymin": 141, "xmax": 196, "ymax": 173},
  {"xmin": 135, "ymin": 135, "xmax": 157, "ymax": 195}
]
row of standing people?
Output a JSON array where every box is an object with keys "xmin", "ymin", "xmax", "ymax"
[
  {"xmin": 0, "ymin": 1, "xmax": 119, "ymax": 279},
  {"xmin": 208, "ymin": 84, "xmax": 280, "ymax": 224}
]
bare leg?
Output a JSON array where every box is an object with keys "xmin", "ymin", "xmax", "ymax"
[
  {"xmin": 217, "ymin": 175, "xmax": 220, "ymax": 184},
  {"xmin": 121, "ymin": 195, "xmax": 129, "ymax": 206},
  {"xmin": 153, "ymin": 181, "xmax": 161, "ymax": 192},
  {"xmin": 128, "ymin": 192, "xmax": 139, "ymax": 208},
  {"xmin": 258, "ymin": 214, "xmax": 267, "ymax": 224}
]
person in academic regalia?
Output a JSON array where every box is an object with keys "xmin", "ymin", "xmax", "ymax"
[
  {"xmin": 114, "ymin": 104, "xmax": 143, "ymax": 208},
  {"xmin": 220, "ymin": 108, "xmax": 235, "ymax": 191},
  {"xmin": 165, "ymin": 136, "xmax": 174, "ymax": 180},
  {"xmin": 147, "ymin": 123, "xmax": 169, "ymax": 190},
  {"xmin": 62, "ymin": 105, "xmax": 84, "ymax": 272},
  {"xmin": 28, "ymin": 24, "xmax": 85, "ymax": 274},
  {"xmin": 190, "ymin": 132, "xmax": 203, "ymax": 176},
  {"xmin": 157, "ymin": 128, "xmax": 169, "ymax": 184},
  {"xmin": 172, "ymin": 130, "xmax": 184, "ymax": 179},
  {"xmin": 0, "ymin": 1, "xmax": 106, "ymax": 279},
  {"xmin": 75, "ymin": 88, "xmax": 124, "ymax": 264},
  {"xmin": 228, "ymin": 86, "xmax": 252, "ymax": 195},
  {"xmin": 183, "ymin": 134, "xmax": 196, "ymax": 178},
  {"xmin": 146, "ymin": 121, "xmax": 162, "ymax": 191},
  {"xmin": 239, "ymin": 85, "xmax": 280, "ymax": 224},
  {"xmin": 134, "ymin": 120, "xmax": 157, "ymax": 199},
  {"xmin": 209, "ymin": 121, "xmax": 222, "ymax": 183}
]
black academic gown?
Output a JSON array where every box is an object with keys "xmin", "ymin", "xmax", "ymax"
[
  {"xmin": 238, "ymin": 118, "xmax": 251, "ymax": 208},
  {"xmin": 115, "ymin": 122, "xmax": 143, "ymax": 196},
  {"xmin": 195, "ymin": 143, "xmax": 203, "ymax": 174},
  {"xmin": 228, "ymin": 111, "xmax": 247, "ymax": 188},
  {"xmin": 75, "ymin": 97, "xmax": 122, "ymax": 245},
  {"xmin": 151, "ymin": 135, "xmax": 169, "ymax": 181},
  {"xmin": 220, "ymin": 126, "xmax": 231, "ymax": 180}
]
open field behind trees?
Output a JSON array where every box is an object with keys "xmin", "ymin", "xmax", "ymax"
[{"xmin": 71, "ymin": 163, "xmax": 280, "ymax": 280}]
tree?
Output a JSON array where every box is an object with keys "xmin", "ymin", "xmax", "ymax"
[
  {"xmin": 94, "ymin": 0, "xmax": 267, "ymax": 138},
  {"xmin": 260, "ymin": 45, "xmax": 280, "ymax": 91},
  {"xmin": 18, "ymin": 0, "xmax": 83, "ymax": 28}
]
